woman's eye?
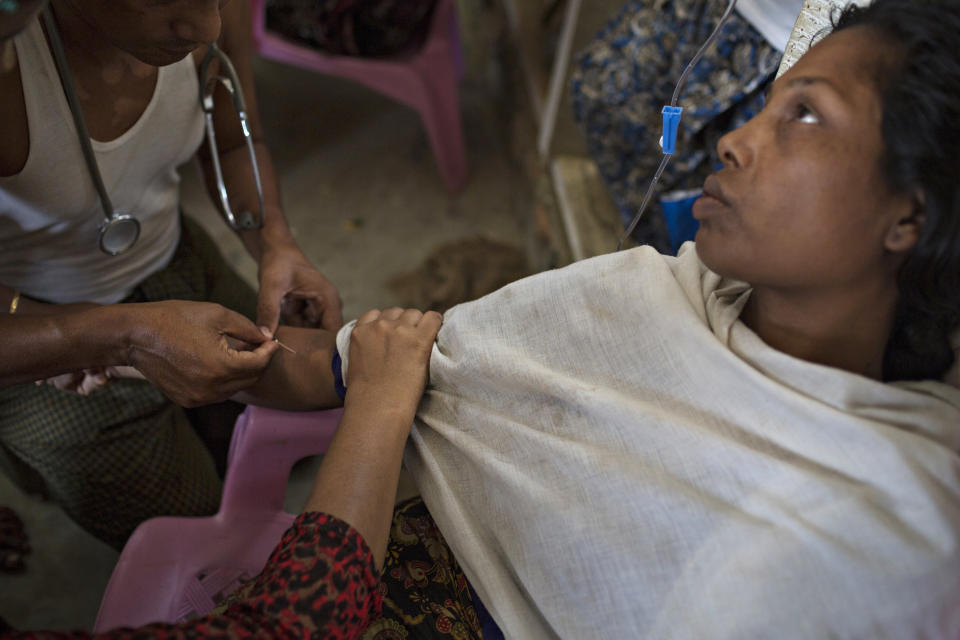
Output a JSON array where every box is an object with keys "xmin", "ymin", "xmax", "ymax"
[{"xmin": 795, "ymin": 103, "xmax": 820, "ymax": 125}]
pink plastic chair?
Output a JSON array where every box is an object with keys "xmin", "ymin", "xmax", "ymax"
[
  {"xmin": 251, "ymin": 0, "xmax": 468, "ymax": 193},
  {"xmin": 93, "ymin": 405, "xmax": 342, "ymax": 632}
]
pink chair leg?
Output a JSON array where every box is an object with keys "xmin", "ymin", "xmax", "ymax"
[
  {"xmin": 418, "ymin": 80, "xmax": 468, "ymax": 193},
  {"xmin": 414, "ymin": 25, "xmax": 468, "ymax": 192}
]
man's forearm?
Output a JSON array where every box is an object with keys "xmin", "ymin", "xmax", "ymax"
[
  {"xmin": 198, "ymin": 139, "xmax": 292, "ymax": 261},
  {"xmin": 0, "ymin": 306, "xmax": 132, "ymax": 388},
  {"xmin": 1, "ymin": 284, "xmax": 98, "ymax": 317},
  {"xmin": 199, "ymin": 0, "xmax": 299, "ymax": 262}
]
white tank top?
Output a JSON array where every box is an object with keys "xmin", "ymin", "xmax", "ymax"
[
  {"xmin": 0, "ymin": 19, "xmax": 205, "ymax": 304},
  {"xmin": 735, "ymin": 0, "xmax": 805, "ymax": 52}
]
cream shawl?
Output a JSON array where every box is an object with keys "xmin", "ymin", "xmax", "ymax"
[{"xmin": 337, "ymin": 245, "xmax": 960, "ymax": 639}]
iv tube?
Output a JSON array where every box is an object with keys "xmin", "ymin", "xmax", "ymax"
[{"xmin": 616, "ymin": 0, "xmax": 739, "ymax": 251}]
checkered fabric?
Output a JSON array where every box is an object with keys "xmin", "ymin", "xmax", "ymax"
[{"xmin": 0, "ymin": 217, "xmax": 257, "ymax": 550}]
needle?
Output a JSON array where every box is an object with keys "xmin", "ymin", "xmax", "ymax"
[{"xmin": 274, "ymin": 338, "xmax": 297, "ymax": 355}]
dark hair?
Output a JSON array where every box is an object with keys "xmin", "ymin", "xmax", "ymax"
[{"xmin": 832, "ymin": 0, "xmax": 960, "ymax": 382}]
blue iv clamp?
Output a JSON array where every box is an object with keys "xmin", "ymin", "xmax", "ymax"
[
  {"xmin": 616, "ymin": 0, "xmax": 739, "ymax": 252},
  {"xmin": 616, "ymin": 105, "xmax": 686, "ymax": 250},
  {"xmin": 660, "ymin": 105, "xmax": 683, "ymax": 155},
  {"xmin": 660, "ymin": 106, "xmax": 703, "ymax": 253}
]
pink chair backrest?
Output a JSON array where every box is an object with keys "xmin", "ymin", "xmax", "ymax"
[
  {"xmin": 93, "ymin": 406, "xmax": 341, "ymax": 632},
  {"xmin": 248, "ymin": 0, "xmax": 468, "ymax": 192}
]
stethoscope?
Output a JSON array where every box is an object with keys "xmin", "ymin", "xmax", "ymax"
[
  {"xmin": 41, "ymin": 5, "xmax": 264, "ymax": 257},
  {"xmin": 616, "ymin": 0, "xmax": 738, "ymax": 251}
]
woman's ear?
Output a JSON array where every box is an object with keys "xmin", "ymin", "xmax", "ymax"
[{"xmin": 884, "ymin": 189, "xmax": 926, "ymax": 253}]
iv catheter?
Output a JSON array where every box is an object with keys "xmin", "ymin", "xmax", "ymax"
[
  {"xmin": 42, "ymin": 5, "xmax": 265, "ymax": 257},
  {"xmin": 616, "ymin": 0, "xmax": 739, "ymax": 251}
]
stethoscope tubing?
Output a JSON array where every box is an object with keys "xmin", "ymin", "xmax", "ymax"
[
  {"xmin": 199, "ymin": 43, "xmax": 265, "ymax": 232},
  {"xmin": 41, "ymin": 5, "xmax": 263, "ymax": 256},
  {"xmin": 42, "ymin": 5, "xmax": 115, "ymax": 221}
]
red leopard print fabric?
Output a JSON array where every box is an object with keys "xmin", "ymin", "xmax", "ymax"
[{"xmin": 10, "ymin": 512, "xmax": 381, "ymax": 639}]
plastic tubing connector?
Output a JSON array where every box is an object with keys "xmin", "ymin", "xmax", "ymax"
[{"xmin": 661, "ymin": 106, "xmax": 683, "ymax": 155}]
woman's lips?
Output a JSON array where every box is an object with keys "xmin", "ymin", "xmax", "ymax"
[{"xmin": 693, "ymin": 175, "xmax": 731, "ymax": 220}]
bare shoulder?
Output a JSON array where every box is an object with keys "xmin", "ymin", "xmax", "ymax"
[{"xmin": 0, "ymin": 49, "xmax": 30, "ymax": 177}]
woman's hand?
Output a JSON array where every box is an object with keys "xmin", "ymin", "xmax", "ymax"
[
  {"xmin": 345, "ymin": 307, "xmax": 443, "ymax": 421},
  {"xmin": 304, "ymin": 307, "xmax": 442, "ymax": 569},
  {"xmin": 256, "ymin": 236, "xmax": 343, "ymax": 334},
  {"xmin": 126, "ymin": 300, "xmax": 279, "ymax": 407}
]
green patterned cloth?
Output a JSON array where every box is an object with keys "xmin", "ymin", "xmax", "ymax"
[{"xmin": 0, "ymin": 218, "xmax": 256, "ymax": 550}]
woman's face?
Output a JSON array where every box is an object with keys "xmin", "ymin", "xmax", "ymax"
[
  {"xmin": 66, "ymin": 0, "xmax": 230, "ymax": 66},
  {"xmin": 693, "ymin": 26, "xmax": 917, "ymax": 292}
]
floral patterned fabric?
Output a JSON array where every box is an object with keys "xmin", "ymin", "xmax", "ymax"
[
  {"xmin": 571, "ymin": 0, "xmax": 783, "ymax": 251},
  {"xmin": 8, "ymin": 512, "xmax": 381, "ymax": 639},
  {"xmin": 265, "ymin": 0, "xmax": 438, "ymax": 57},
  {"xmin": 361, "ymin": 497, "xmax": 484, "ymax": 640}
]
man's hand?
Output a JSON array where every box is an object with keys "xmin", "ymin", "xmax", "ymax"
[
  {"xmin": 126, "ymin": 300, "xmax": 279, "ymax": 407},
  {"xmin": 257, "ymin": 237, "xmax": 343, "ymax": 334},
  {"xmin": 345, "ymin": 307, "xmax": 443, "ymax": 419}
]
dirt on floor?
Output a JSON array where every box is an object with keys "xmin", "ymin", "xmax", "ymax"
[{"xmin": 386, "ymin": 235, "xmax": 530, "ymax": 312}]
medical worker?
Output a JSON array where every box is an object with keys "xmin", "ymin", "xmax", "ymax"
[{"xmin": 0, "ymin": 0, "xmax": 342, "ymax": 549}]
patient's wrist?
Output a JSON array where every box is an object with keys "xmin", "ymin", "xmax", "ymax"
[{"xmin": 343, "ymin": 383, "xmax": 418, "ymax": 430}]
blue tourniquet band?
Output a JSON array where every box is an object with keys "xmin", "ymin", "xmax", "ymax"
[{"xmin": 332, "ymin": 348, "xmax": 347, "ymax": 401}]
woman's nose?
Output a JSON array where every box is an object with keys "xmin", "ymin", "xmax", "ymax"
[
  {"xmin": 172, "ymin": 1, "xmax": 222, "ymax": 45},
  {"xmin": 716, "ymin": 120, "xmax": 756, "ymax": 170}
]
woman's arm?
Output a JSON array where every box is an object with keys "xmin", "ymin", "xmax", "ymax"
[
  {"xmin": 304, "ymin": 307, "xmax": 443, "ymax": 569},
  {"xmin": 237, "ymin": 308, "xmax": 442, "ymax": 567},
  {"xmin": 230, "ymin": 324, "xmax": 345, "ymax": 410},
  {"xmin": 4, "ymin": 308, "xmax": 440, "ymax": 638}
]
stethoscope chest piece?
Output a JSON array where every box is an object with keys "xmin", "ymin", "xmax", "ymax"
[
  {"xmin": 98, "ymin": 212, "xmax": 140, "ymax": 256},
  {"xmin": 43, "ymin": 6, "xmax": 263, "ymax": 257}
]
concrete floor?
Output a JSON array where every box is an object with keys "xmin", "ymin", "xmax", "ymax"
[{"xmin": 0, "ymin": 10, "xmax": 538, "ymax": 630}]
